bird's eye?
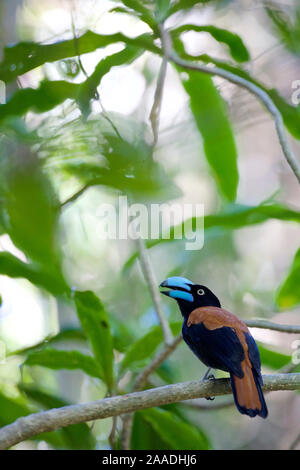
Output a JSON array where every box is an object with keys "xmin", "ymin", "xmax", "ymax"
[{"xmin": 197, "ymin": 289, "xmax": 205, "ymax": 296}]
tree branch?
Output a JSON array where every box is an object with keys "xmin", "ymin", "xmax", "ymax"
[
  {"xmin": 121, "ymin": 237, "xmax": 175, "ymax": 448},
  {"xmin": 136, "ymin": 236, "xmax": 173, "ymax": 345},
  {"xmin": 245, "ymin": 319, "xmax": 300, "ymax": 334},
  {"xmin": 160, "ymin": 26, "xmax": 300, "ymax": 185},
  {"xmin": 149, "ymin": 55, "xmax": 168, "ymax": 146},
  {"xmin": 0, "ymin": 373, "xmax": 299, "ymax": 450}
]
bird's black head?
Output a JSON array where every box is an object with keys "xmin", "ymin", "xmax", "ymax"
[{"xmin": 159, "ymin": 276, "xmax": 221, "ymax": 318}]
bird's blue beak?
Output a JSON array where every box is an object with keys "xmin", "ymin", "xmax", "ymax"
[{"xmin": 159, "ymin": 276, "xmax": 194, "ymax": 302}]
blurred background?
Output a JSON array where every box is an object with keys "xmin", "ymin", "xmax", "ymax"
[{"xmin": 0, "ymin": 0, "xmax": 300, "ymax": 450}]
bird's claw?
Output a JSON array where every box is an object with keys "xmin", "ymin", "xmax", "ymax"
[
  {"xmin": 205, "ymin": 373, "xmax": 215, "ymax": 381},
  {"xmin": 205, "ymin": 396, "xmax": 215, "ymax": 401},
  {"xmin": 202, "ymin": 369, "xmax": 215, "ymax": 400}
]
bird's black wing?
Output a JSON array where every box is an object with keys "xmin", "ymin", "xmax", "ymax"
[
  {"xmin": 245, "ymin": 332, "xmax": 263, "ymax": 385},
  {"xmin": 182, "ymin": 321, "xmax": 245, "ymax": 377}
]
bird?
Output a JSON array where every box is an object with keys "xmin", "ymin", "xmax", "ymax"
[{"xmin": 159, "ymin": 276, "xmax": 268, "ymax": 418}]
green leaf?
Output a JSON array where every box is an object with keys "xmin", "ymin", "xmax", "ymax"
[
  {"xmin": 8, "ymin": 328, "xmax": 86, "ymax": 357},
  {"xmin": 10, "ymin": 322, "xmax": 131, "ymax": 357},
  {"xmin": 140, "ymin": 408, "xmax": 211, "ymax": 450},
  {"xmin": 182, "ymin": 72, "xmax": 238, "ymax": 201},
  {"xmin": 19, "ymin": 385, "xmax": 95, "ymax": 449},
  {"xmin": 57, "ymin": 122, "xmax": 180, "ymax": 201},
  {"xmin": 131, "ymin": 412, "xmax": 170, "ymax": 450},
  {"xmin": 0, "ymin": 81, "xmax": 78, "ymax": 121},
  {"xmin": 111, "ymin": 1, "xmax": 157, "ymax": 32},
  {"xmin": 119, "ymin": 322, "xmax": 181, "ymax": 375},
  {"xmin": 169, "ymin": 0, "xmax": 212, "ymax": 16},
  {"xmin": 0, "ymin": 143, "xmax": 69, "ymax": 295},
  {"xmin": 2, "ymin": 148, "xmax": 60, "ymax": 265},
  {"xmin": 0, "ymin": 392, "xmax": 65, "ymax": 448},
  {"xmin": 77, "ymin": 45, "xmax": 143, "ymax": 117},
  {"xmin": 0, "ymin": 392, "xmax": 32, "ymax": 426},
  {"xmin": 0, "ymin": 146, "xmax": 68, "ymax": 294},
  {"xmin": 109, "ymin": 315, "xmax": 135, "ymax": 353},
  {"xmin": 0, "ymin": 31, "xmax": 158, "ymax": 84},
  {"xmin": 172, "ymin": 24, "xmax": 250, "ymax": 62},
  {"xmin": 266, "ymin": 5, "xmax": 300, "ymax": 55},
  {"xmin": 24, "ymin": 349, "xmax": 103, "ymax": 379},
  {"xmin": 277, "ymin": 247, "xmax": 300, "ymax": 309},
  {"xmin": 258, "ymin": 343, "xmax": 292, "ymax": 370},
  {"xmin": 74, "ymin": 291, "xmax": 114, "ymax": 391},
  {"xmin": 0, "ymin": 252, "xmax": 68, "ymax": 295},
  {"xmin": 155, "ymin": 0, "xmax": 171, "ymax": 22},
  {"xmin": 0, "ymin": 45, "xmax": 144, "ymax": 122}
]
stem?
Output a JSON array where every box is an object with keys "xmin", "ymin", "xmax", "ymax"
[
  {"xmin": 245, "ymin": 319, "xmax": 300, "ymax": 334},
  {"xmin": 149, "ymin": 55, "xmax": 168, "ymax": 146},
  {"xmin": 136, "ymin": 236, "xmax": 173, "ymax": 346},
  {"xmin": 133, "ymin": 333, "xmax": 182, "ymax": 391}
]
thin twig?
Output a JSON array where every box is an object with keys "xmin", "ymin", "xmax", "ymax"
[
  {"xmin": 108, "ymin": 415, "xmax": 118, "ymax": 449},
  {"xmin": 160, "ymin": 26, "xmax": 300, "ymax": 185},
  {"xmin": 149, "ymin": 56, "xmax": 168, "ymax": 146},
  {"xmin": 121, "ymin": 237, "xmax": 175, "ymax": 449},
  {"xmin": 0, "ymin": 373, "xmax": 299, "ymax": 450},
  {"xmin": 245, "ymin": 319, "xmax": 300, "ymax": 334},
  {"xmin": 121, "ymin": 42, "xmax": 172, "ymax": 443},
  {"xmin": 120, "ymin": 413, "xmax": 134, "ymax": 450},
  {"xmin": 136, "ymin": 237, "xmax": 173, "ymax": 346},
  {"xmin": 136, "ymin": 25, "xmax": 172, "ymax": 347}
]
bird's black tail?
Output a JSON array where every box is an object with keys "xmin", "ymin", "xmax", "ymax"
[{"xmin": 230, "ymin": 362, "xmax": 268, "ymax": 418}]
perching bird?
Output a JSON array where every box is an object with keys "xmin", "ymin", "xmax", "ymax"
[{"xmin": 159, "ymin": 276, "xmax": 268, "ymax": 418}]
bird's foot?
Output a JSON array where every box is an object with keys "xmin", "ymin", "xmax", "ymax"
[
  {"xmin": 202, "ymin": 368, "xmax": 215, "ymax": 400},
  {"xmin": 205, "ymin": 373, "xmax": 215, "ymax": 381},
  {"xmin": 201, "ymin": 368, "xmax": 215, "ymax": 382},
  {"xmin": 205, "ymin": 396, "xmax": 215, "ymax": 401}
]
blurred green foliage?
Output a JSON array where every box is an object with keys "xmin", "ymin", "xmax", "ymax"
[
  {"xmin": 277, "ymin": 248, "xmax": 300, "ymax": 309},
  {"xmin": 0, "ymin": 0, "xmax": 299, "ymax": 451},
  {"xmin": 75, "ymin": 291, "xmax": 114, "ymax": 391},
  {"xmin": 266, "ymin": 3, "xmax": 300, "ymax": 55},
  {"xmin": 182, "ymin": 72, "xmax": 238, "ymax": 200},
  {"xmin": 18, "ymin": 384, "xmax": 96, "ymax": 449},
  {"xmin": 135, "ymin": 407, "xmax": 211, "ymax": 450}
]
